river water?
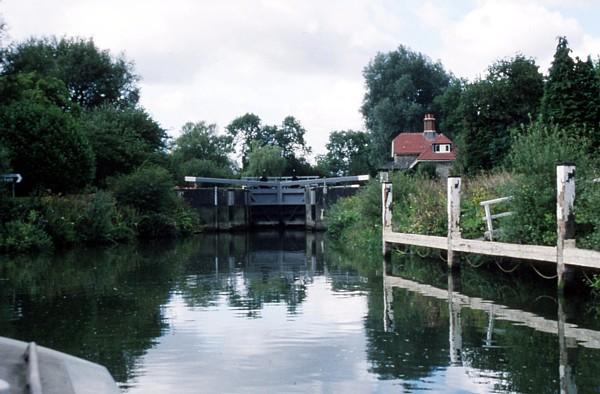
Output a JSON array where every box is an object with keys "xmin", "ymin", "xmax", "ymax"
[{"xmin": 0, "ymin": 231, "xmax": 599, "ymax": 393}]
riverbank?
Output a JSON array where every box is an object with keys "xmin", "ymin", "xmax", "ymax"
[
  {"xmin": 0, "ymin": 166, "xmax": 201, "ymax": 253},
  {"xmin": 326, "ymin": 167, "xmax": 600, "ymax": 291}
]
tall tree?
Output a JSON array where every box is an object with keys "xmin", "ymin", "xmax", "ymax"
[
  {"xmin": 319, "ymin": 130, "xmax": 371, "ymax": 176},
  {"xmin": 243, "ymin": 143, "xmax": 287, "ymax": 177},
  {"xmin": 226, "ymin": 113, "xmax": 311, "ymax": 172},
  {"xmin": 79, "ymin": 104, "xmax": 167, "ymax": 184},
  {"xmin": 541, "ymin": 37, "xmax": 600, "ymax": 145},
  {"xmin": 0, "ymin": 73, "xmax": 95, "ymax": 193},
  {"xmin": 361, "ymin": 45, "xmax": 451, "ymax": 165},
  {"xmin": 1, "ymin": 37, "xmax": 139, "ymax": 109},
  {"xmin": 456, "ymin": 55, "xmax": 544, "ymax": 173},
  {"xmin": 170, "ymin": 121, "xmax": 234, "ymax": 181}
]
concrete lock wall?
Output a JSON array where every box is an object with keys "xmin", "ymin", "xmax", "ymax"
[
  {"xmin": 178, "ymin": 185, "xmax": 361, "ymax": 230},
  {"xmin": 178, "ymin": 188, "xmax": 248, "ymax": 231}
]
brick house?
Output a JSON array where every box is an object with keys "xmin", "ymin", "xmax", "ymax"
[{"xmin": 389, "ymin": 114, "xmax": 456, "ymax": 177}]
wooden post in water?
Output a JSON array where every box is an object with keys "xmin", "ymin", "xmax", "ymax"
[
  {"xmin": 382, "ymin": 182, "xmax": 393, "ymax": 256},
  {"xmin": 556, "ymin": 164, "xmax": 576, "ymax": 292},
  {"xmin": 447, "ymin": 177, "xmax": 462, "ymax": 270}
]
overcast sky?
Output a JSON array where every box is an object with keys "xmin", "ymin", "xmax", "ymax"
[{"xmin": 3, "ymin": 0, "xmax": 600, "ymax": 156}]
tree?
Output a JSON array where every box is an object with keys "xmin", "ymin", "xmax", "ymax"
[
  {"xmin": 170, "ymin": 121, "xmax": 235, "ymax": 182},
  {"xmin": 79, "ymin": 104, "xmax": 167, "ymax": 184},
  {"xmin": 226, "ymin": 113, "xmax": 311, "ymax": 171},
  {"xmin": 226, "ymin": 113, "xmax": 264, "ymax": 167},
  {"xmin": 319, "ymin": 130, "xmax": 371, "ymax": 176},
  {"xmin": 541, "ymin": 37, "xmax": 600, "ymax": 147},
  {"xmin": 455, "ymin": 55, "xmax": 544, "ymax": 173},
  {"xmin": 243, "ymin": 143, "xmax": 287, "ymax": 177},
  {"xmin": 361, "ymin": 45, "xmax": 451, "ymax": 165},
  {"xmin": 2, "ymin": 37, "xmax": 139, "ymax": 109},
  {"xmin": 0, "ymin": 73, "xmax": 95, "ymax": 194}
]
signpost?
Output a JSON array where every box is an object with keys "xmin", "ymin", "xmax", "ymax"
[{"xmin": 1, "ymin": 173, "xmax": 23, "ymax": 197}]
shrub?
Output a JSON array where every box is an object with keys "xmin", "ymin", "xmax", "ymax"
[
  {"xmin": 0, "ymin": 210, "xmax": 52, "ymax": 253},
  {"xmin": 110, "ymin": 166, "xmax": 199, "ymax": 238},
  {"xmin": 502, "ymin": 123, "xmax": 593, "ymax": 245},
  {"xmin": 110, "ymin": 166, "xmax": 177, "ymax": 214}
]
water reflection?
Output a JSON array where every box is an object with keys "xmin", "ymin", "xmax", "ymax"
[
  {"xmin": 382, "ymin": 256, "xmax": 596, "ymax": 393},
  {"xmin": 0, "ymin": 233, "xmax": 599, "ymax": 392}
]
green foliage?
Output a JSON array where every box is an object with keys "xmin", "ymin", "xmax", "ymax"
[
  {"xmin": 502, "ymin": 122, "xmax": 592, "ymax": 245},
  {"xmin": 2, "ymin": 36, "xmax": 139, "ymax": 108},
  {"xmin": 319, "ymin": 130, "xmax": 371, "ymax": 176},
  {"xmin": 226, "ymin": 113, "xmax": 310, "ymax": 171},
  {"xmin": 0, "ymin": 79, "xmax": 95, "ymax": 193},
  {"xmin": 326, "ymin": 181, "xmax": 382, "ymax": 261},
  {"xmin": 110, "ymin": 166, "xmax": 198, "ymax": 238},
  {"xmin": 0, "ymin": 210, "xmax": 52, "ymax": 253},
  {"xmin": 391, "ymin": 173, "xmax": 446, "ymax": 236},
  {"xmin": 455, "ymin": 55, "xmax": 544, "ymax": 173},
  {"xmin": 243, "ymin": 144, "xmax": 287, "ymax": 177},
  {"xmin": 541, "ymin": 37, "xmax": 600, "ymax": 142},
  {"xmin": 79, "ymin": 104, "xmax": 167, "ymax": 184},
  {"xmin": 110, "ymin": 166, "xmax": 177, "ymax": 214},
  {"xmin": 361, "ymin": 45, "xmax": 451, "ymax": 165},
  {"xmin": 170, "ymin": 121, "xmax": 234, "ymax": 183},
  {"xmin": 42, "ymin": 192, "xmax": 136, "ymax": 246}
]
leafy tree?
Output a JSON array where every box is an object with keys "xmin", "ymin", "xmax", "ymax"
[
  {"xmin": 277, "ymin": 116, "xmax": 311, "ymax": 158},
  {"xmin": 1, "ymin": 36, "xmax": 139, "ymax": 108},
  {"xmin": 0, "ymin": 74, "xmax": 95, "ymax": 194},
  {"xmin": 171, "ymin": 122, "xmax": 233, "ymax": 168},
  {"xmin": 319, "ymin": 130, "xmax": 371, "ymax": 176},
  {"xmin": 226, "ymin": 114, "xmax": 310, "ymax": 170},
  {"xmin": 170, "ymin": 121, "xmax": 234, "ymax": 182},
  {"xmin": 455, "ymin": 55, "xmax": 544, "ymax": 173},
  {"xmin": 226, "ymin": 113, "xmax": 263, "ymax": 167},
  {"xmin": 361, "ymin": 45, "xmax": 451, "ymax": 165},
  {"xmin": 243, "ymin": 143, "xmax": 287, "ymax": 177},
  {"xmin": 542, "ymin": 37, "xmax": 600, "ymax": 145},
  {"xmin": 79, "ymin": 104, "xmax": 167, "ymax": 184}
]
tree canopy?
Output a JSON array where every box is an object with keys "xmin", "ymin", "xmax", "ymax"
[
  {"xmin": 318, "ymin": 130, "xmax": 371, "ymax": 176},
  {"xmin": 454, "ymin": 55, "xmax": 544, "ymax": 172},
  {"xmin": 1, "ymin": 37, "xmax": 139, "ymax": 109},
  {"xmin": 361, "ymin": 45, "xmax": 451, "ymax": 164}
]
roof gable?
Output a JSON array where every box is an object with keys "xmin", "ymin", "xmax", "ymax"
[{"xmin": 392, "ymin": 132, "xmax": 456, "ymax": 161}]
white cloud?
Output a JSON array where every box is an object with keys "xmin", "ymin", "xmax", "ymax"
[
  {"xmin": 3, "ymin": 0, "xmax": 407, "ymax": 156},
  {"xmin": 3, "ymin": 0, "xmax": 600, "ymax": 155},
  {"xmin": 434, "ymin": 0, "xmax": 584, "ymax": 78}
]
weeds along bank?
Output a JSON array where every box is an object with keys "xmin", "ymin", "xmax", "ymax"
[
  {"xmin": 0, "ymin": 166, "xmax": 200, "ymax": 253},
  {"xmin": 326, "ymin": 124, "xmax": 600, "ymax": 282}
]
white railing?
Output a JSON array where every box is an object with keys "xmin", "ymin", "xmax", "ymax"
[{"xmin": 480, "ymin": 196, "xmax": 513, "ymax": 241}]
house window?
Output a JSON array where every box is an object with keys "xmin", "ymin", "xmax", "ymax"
[{"xmin": 434, "ymin": 144, "xmax": 451, "ymax": 153}]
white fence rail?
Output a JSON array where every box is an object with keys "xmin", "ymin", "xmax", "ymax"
[{"xmin": 381, "ymin": 164, "xmax": 600, "ymax": 291}]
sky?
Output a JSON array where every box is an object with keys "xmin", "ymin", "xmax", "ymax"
[{"xmin": 3, "ymin": 0, "xmax": 600, "ymax": 157}]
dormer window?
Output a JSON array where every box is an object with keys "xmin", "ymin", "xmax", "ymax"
[{"xmin": 433, "ymin": 144, "xmax": 451, "ymax": 153}]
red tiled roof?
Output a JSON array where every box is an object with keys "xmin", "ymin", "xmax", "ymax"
[{"xmin": 392, "ymin": 132, "xmax": 456, "ymax": 162}]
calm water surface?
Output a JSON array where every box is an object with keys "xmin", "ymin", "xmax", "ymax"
[{"xmin": 0, "ymin": 231, "xmax": 599, "ymax": 393}]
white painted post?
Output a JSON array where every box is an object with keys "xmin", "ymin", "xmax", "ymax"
[
  {"xmin": 556, "ymin": 164, "xmax": 576, "ymax": 291},
  {"xmin": 447, "ymin": 177, "xmax": 462, "ymax": 269},
  {"xmin": 483, "ymin": 204, "xmax": 494, "ymax": 241},
  {"xmin": 382, "ymin": 182, "xmax": 393, "ymax": 255},
  {"xmin": 448, "ymin": 272, "xmax": 462, "ymax": 366}
]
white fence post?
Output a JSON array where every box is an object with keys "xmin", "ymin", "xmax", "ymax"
[
  {"xmin": 382, "ymin": 182, "xmax": 393, "ymax": 255},
  {"xmin": 447, "ymin": 177, "xmax": 462, "ymax": 269},
  {"xmin": 556, "ymin": 164, "xmax": 576, "ymax": 291}
]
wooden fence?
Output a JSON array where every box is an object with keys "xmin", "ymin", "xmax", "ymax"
[{"xmin": 381, "ymin": 164, "xmax": 600, "ymax": 290}]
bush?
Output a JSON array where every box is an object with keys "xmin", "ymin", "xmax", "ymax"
[
  {"xmin": 42, "ymin": 192, "xmax": 136, "ymax": 246},
  {"xmin": 502, "ymin": 123, "xmax": 593, "ymax": 245},
  {"xmin": 110, "ymin": 166, "xmax": 199, "ymax": 238},
  {"xmin": 110, "ymin": 166, "xmax": 177, "ymax": 214},
  {"xmin": 391, "ymin": 172, "xmax": 446, "ymax": 236},
  {"xmin": 0, "ymin": 210, "xmax": 52, "ymax": 253}
]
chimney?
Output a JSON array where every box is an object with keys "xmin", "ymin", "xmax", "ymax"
[{"xmin": 423, "ymin": 113, "xmax": 436, "ymax": 140}]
